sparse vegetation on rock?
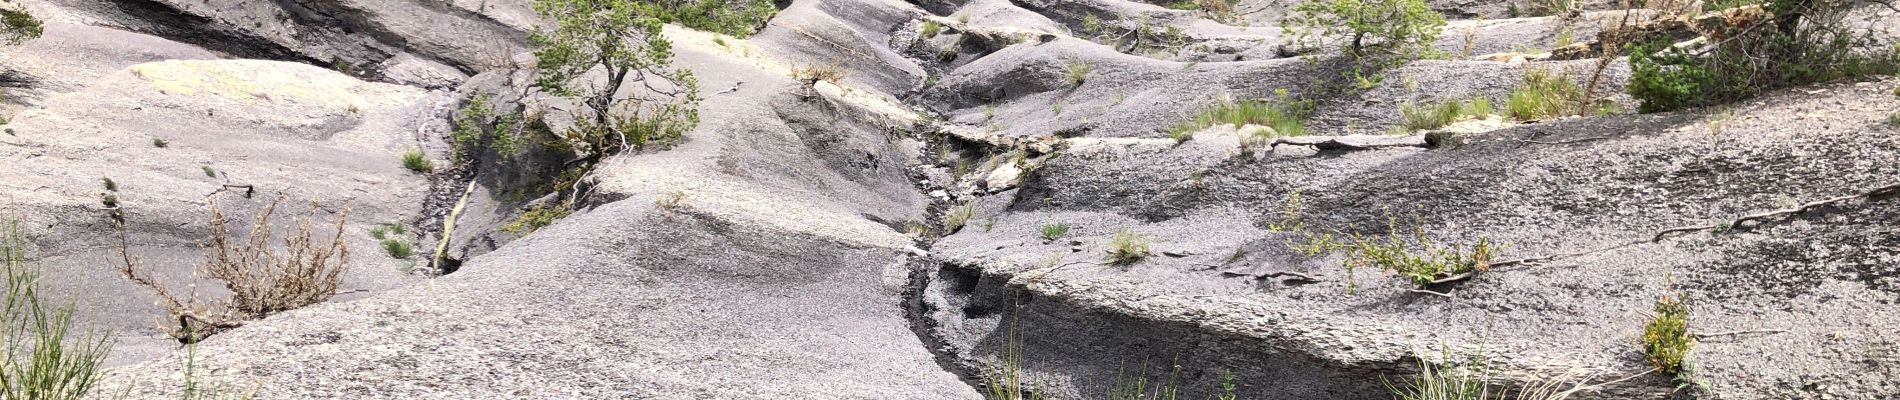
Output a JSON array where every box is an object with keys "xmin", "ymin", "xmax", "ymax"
[
  {"xmin": 1642, "ymin": 294, "xmax": 1692, "ymax": 374},
  {"xmin": 0, "ymin": 217, "xmax": 112, "ymax": 400},
  {"xmin": 531, "ymin": 0, "xmax": 701, "ymax": 172},
  {"xmin": 1506, "ymin": 69, "xmax": 1584, "ymax": 121},
  {"xmin": 0, "ymin": 7, "xmax": 42, "ymax": 45},
  {"xmin": 1626, "ymin": 0, "xmax": 1900, "ymax": 112},
  {"xmin": 1283, "ymin": 0, "xmax": 1445, "ymax": 85},
  {"xmin": 1038, "ymin": 222, "xmax": 1069, "ymax": 241},
  {"xmin": 651, "ymin": 0, "xmax": 779, "ymax": 37},
  {"xmin": 400, "ymin": 150, "xmax": 433, "ymax": 172},
  {"xmin": 1169, "ymin": 90, "xmax": 1311, "ymax": 140},
  {"xmin": 1400, "ymin": 97, "xmax": 1492, "ymax": 132},
  {"xmin": 115, "ymin": 196, "xmax": 349, "ymax": 342},
  {"xmin": 1105, "ymin": 229, "xmax": 1151, "ymax": 265}
]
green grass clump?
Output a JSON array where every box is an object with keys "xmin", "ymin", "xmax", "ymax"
[
  {"xmin": 152, "ymin": 138, "xmax": 169, "ymax": 148},
  {"xmin": 1386, "ymin": 346, "xmax": 1590, "ymax": 400},
  {"xmin": 1887, "ymin": 112, "xmax": 1900, "ymax": 128},
  {"xmin": 0, "ymin": 217, "xmax": 112, "ymax": 400},
  {"xmin": 921, "ymin": 20, "xmax": 942, "ymax": 38},
  {"xmin": 1330, "ymin": 213, "xmax": 1498, "ymax": 287},
  {"xmin": 1169, "ymin": 90, "xmax": 1311, "ymax": 140},
  {"xmin": 1064, "ymin": 59, "xmax": 1094, "ymax": 87},
  {"xmin": 1505, "ymin": 69, "xmax": 1582, "ymax": 121},
  {"xmin": 1038, "ymin": 222, "xmax": 1070, "ymax": 241},
  {"xmin": 201, "ymin": 166, "xmax": 217, "ymax": 178},
  {"xmin": 499, "ymin": 203, "xmax": 572, "ymax": 235},
  {"xmin": 943, "ymin": 203, "xmax": 976, "ymax": 233},
  {"xmin": 1642, "ymin": 295, "xmax": 1692, "ymax": 374},
  {"xmin": 400, "ymin": 150, "xmax": 433, "ymax": 172},
  {"xmin": 380, "ymin": 239, "xmax": 414, "ymax": 259},
  {"xmin": 1400, "ymin": 98, "xmax": 1497, "ymax": 132},
  {"xmin": 1105, "ymin": 229, "xmax": 1151, "ymax": 265}
]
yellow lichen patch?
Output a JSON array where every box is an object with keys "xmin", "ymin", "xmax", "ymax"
[{"xmin": 128, "ymin": 60, "xmax": 372, "ymax": 111}]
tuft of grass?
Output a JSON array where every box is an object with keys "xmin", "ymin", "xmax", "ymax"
[
  {"xmin": 1105, "ymin": 229, "xmax": 1151, "ymax": 265},
  {"xmin": 401, "ymin": 150, "xmax": 433, "ymax": 172},
  {"xmin": 101, "ymin": 177, "xmax": 117, "ymax": 192},
  {"xmin": 1506, "ymin": 69, "xmax": 1583, "ymax": 121},
  {"xmin": 1063, "ymin": 59, "xmax": 1094, "ymax": 87},
  {"xmin": 380, "ymin": 239, "xmax": 414, "ymax": 259},
  {"xmin": 1400, "ymin": 98, "xmax": 1496, "ymax": 132},
  {"xmin": 499, "ymin": 203, "xmax": 572, "ymax": 235},
  {"xmin": 200, "ymin": 165, "xmax": 217, "ymax": 178},
  {"xmin": 1887, "ymin": 112, "xmax": 1900, "ymax": 128},
  {"xmin": 921, "ymin": 19, "xmax": 942, "ymax": 38},
  {"xmin": 1038, "ymin": 222, "xmax": 1070, "ymax": 241},
  {"xmin": 0, "ymin": 217, "xmax": 113, "ymax": 400},
  {"xmin": 982, "ymin": 313, "xmax": 1049, "ymax": 400},
  {"xmin": 1386, "ymin": 345, "xmax": 1591, "ymax": 400},
  {"xmin": 1642, "ymin": 294, "xmax": 1692, "ymax": 375},
  {"xmin": 152, "ymin": 138, "xmax": 169, "ymax": 148},
  {"xmin": 1169, "ymin": 90, "xmax": 1311, "ymax": 139},
  {"xmin": 943, "ymin": 203, "xmax": 976, "ymax": 233}
]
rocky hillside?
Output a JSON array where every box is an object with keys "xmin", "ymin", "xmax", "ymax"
[{"xmin": 1, "ymin": 0, "xmax": 1896, "ymax": 399}]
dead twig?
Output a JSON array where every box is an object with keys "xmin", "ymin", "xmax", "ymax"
[
  {"xmin": 1694, "ymin": 329, "xmax": 1787, "ymax": 339},
  {"xmin": 1653, "ymin": 182, "xmax": 1900, "ymax": 242},
  {"xmin": 1409, "ymin": 288, "xmax": 1454, "ymax": 298},
  {"xmin": 1510, "ymin": 136, "xmax": 1612, "ymax": 145}
]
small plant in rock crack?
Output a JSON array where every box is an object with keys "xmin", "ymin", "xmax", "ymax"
[
  {"xmin": 1330, "ymin": 212, "xmax": 1499, "ymax": 287},
  {"xmin": 1038, "ymin": 221, "xmax": 1070, "ymax": 241},
  {"xmin": 656, "ymin": 190, "xmax": 686, "ymax": 213},
  {"xmin": 1063, "ymin": 59, "xmax": 1094, "ymax": 87},
  {"xmin": 1105, "ymin": 229, "xmax": 1152, "ymax": 265},
  {"xmin": 500, "ymin": 202, "xmax": 573, "ymax": 235},
  {"xmin": 200, "ymin": 165, "xmax": 217, "ymax": 178},
  {"xmin": 400, "ymin": 149, "xmax": 433, "ymax": 173},
  {"xmin": 152, "ymin": 137, "xmax": 169, "ymax": 148},
  {"xmin": 943, "ymin": 203, "xmax": 976, "ymax": 233},
  {"xmin": 1642, "ymin": 294, "xmax": 1693, "ymax": 375},
  {"xmin": 920, "ymin": 19, "xmax": 942, "ymax": 38}
]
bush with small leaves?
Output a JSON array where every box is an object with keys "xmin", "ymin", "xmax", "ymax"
[
  {"xmin": 1642, "ymin": 294, "xmax": 1692, "ymax": 374},
  {"xmin": 1282, "ymin": 0, "xmax": 1444, "ymax": 84},
  {"xmin": 1626, "ymin": 0, "xmax": 1900, "ymax": 113},
  {"xmin": 0, "ymin": 7, "xmax": 42, "ymax": 45}
]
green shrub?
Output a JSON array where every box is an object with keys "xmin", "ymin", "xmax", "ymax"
[
  {"xmin": 1399, "ymin": 98, "xmax": 1493, "ymax": 132},
  {"xmin": 1506, "ymin": 69, "xmax": 1582, "ymax": 120},
  {"xmin": 400, "ymin": 150, "xmax": 434, "ymax": 172},
  {"xmin": 1283, "ymin": 0, "xmax": 1445, "ymax": 84},
  {"xmin": 1105, "ymin": 229, "xmax": 1151, "ymax": 265},
  {"xmin": 499, "ymin": 203, "xmax": 572, "ymax": 235},
  {"xmin": 1642, "ymin": 295, "xmax": 1692, "ymax": 374},
  {"xmin": 1888, "ymin": 112, "xmax": 1900, "ymax": 128},
  {"xmin": 449, "ymin": 94, "xmax": 524, "ymax": 161},
  {"xmin": 201, "ymin": 165, "xmax": 217, "ymax": 178},
  {"xmin": 651, "ymin": 0, "xmax": 779, "ymax": 37},
  {"xmin": 0, "ymin": 218, "xmax": 112, "ymax": 400},
  {"xmin": 153, "ymin": 138, "xmax": 169, "ymax": 148},
  {"xmin": 532, "ymin": 0, "xmax": 701, "ymax": 169},
  {"xmin": 1626, "ymin": 0, "xmax": 1900, "ymax": 113},
  {"xmin": 381, "ymin": 239, "xmax": 414, "ymax": 259},
  {"xmin": 1170, "ymin": 90, "xmax": 1311, "ymax": 139},
  {"xmin": 0, "ymin": 8, "xmax": 42, "ymax": 45}
]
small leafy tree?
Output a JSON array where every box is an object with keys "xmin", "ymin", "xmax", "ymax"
[
  {"xmin": 1282, "ymin": 0, "xmax": 1445, "ymax": 86},
  {"xmin": 530, "ymin": 0, "xmax": 701, "ymax": 169},
  {"xmin": 0, "ymin": 7, "xmax": 41, "ymax": 45}
]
